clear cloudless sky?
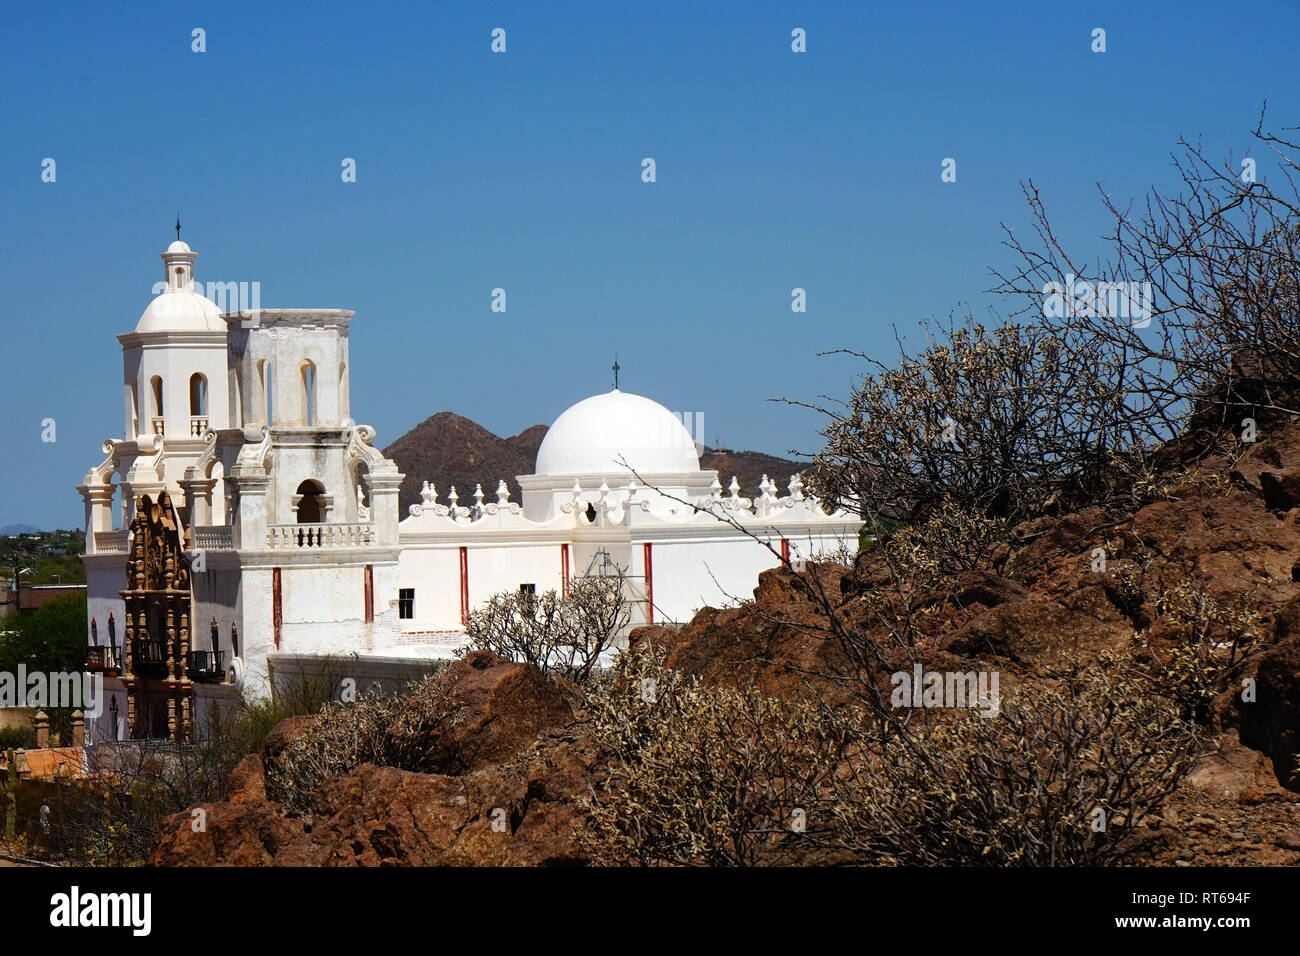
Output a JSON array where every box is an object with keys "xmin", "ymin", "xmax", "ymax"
[{"xmin": 2, "ymin": 0, "xmax": 1298, "ymax": 528}]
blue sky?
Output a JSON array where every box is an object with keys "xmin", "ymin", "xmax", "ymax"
[{"xmin": 2, "ymin": 0, "xmax": 1297, "ymax": 529}]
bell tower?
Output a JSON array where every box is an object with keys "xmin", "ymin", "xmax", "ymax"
[{"xmin": 184, "ymin": 308, "xmax": 404, "ymax": 699}]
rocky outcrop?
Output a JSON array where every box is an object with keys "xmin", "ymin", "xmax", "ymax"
[
  {"xmin": 153, "ymin": 732, "xmax": 602, "ymax": 867},
  {"xmin": 152, "ymin": 653, "xmax": 596, "ymax": 867}
]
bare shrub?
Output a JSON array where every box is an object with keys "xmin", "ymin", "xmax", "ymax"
[
  {"xmin": 800, "ymin": 318, "xmax": 1146, "ymax": 529},
  {"xmin": 1134, "ymin": 581, "xmax": 1262, "ymax": 718},
  {"xmin": 829, "ymin": 650, "xmax": 1201, "ymax": 866},
  {"xmin": 871, "ymin": 498, "xmax": 1010, "ymax": 578},
  {"xmin": 463, "ymin": 573, "xmax": 629, "ymax": 682},
  {"xmin": 582, "ymin": 645, "xmax": 1200, "ymax": 867},
  {"xmin": 267, "ymin": 675, "xmax": 460, "ymax": 815},
  {"xmin": 993, "ymin": 114, "xmax": 1300, "ymax": 448},
  {"xmin": 582, "ymin": 646, "xmax": 856, "ymax": 866}
]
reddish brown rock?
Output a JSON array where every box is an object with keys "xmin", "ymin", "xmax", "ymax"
[
  {"xmin": 152, "ymin": 733, "xmax": 603, "ymax": 867},
  {"xmin": 1237, "ymin": 635, "xmax": 1300, "ymax": 792},
  {"xmin": 436, "ymin": 651, "xmax": 576, "ymax": 773}
]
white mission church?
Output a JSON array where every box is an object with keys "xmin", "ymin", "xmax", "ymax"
[{"xmin": 77, "ymin": 239, "xmax": 859, "ymax": 742}]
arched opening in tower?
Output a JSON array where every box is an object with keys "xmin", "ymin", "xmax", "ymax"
[{"xmin": 295, "ymin": 479, "xmax": 326, "ymax": 524}]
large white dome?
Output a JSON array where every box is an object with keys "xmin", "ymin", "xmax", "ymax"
[{"xmin": 534, "ymin": 389, "xmax": 701, "ymax": 476}]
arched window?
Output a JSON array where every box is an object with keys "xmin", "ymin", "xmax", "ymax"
[
  {"xmin": 257, "ymin": 359, "xmax": 273, "ymax": 424},
  {"xmin": 300, "ymin": 361, "xmax": 316, "ymax": 426},
  {"xmin": 295, "ymin": 479, "xmax": 326, "ymax": 524},
  {"xmin": 232, "ymin": 359, "xmax": 244, "ymax": 424},
  {"xmin": 189, "ymin": 373, "xmax": 208, "ymax": 416},
  {"xmin": 149, "ymin": 376, "xmax": 164, "ymax": 433},
  {"xmin": 128, "ymin": 381, "xmax": 140, "ymax": 436},
  {"xmin": 210, "ymin": 459, "xmax": 226, "ymax": 524}
]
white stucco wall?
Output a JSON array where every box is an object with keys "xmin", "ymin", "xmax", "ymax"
[{"xmin": 397, "ymin": 541, "xmax": 568, "ymax": 632}]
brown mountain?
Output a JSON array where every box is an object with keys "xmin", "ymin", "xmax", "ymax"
[
  {"xmin": 382, "ymin": 413, "xmax": 545, "ymax": 515},
  {"xmin": 382, "ymin": 413, "xmax": 807, "ymax": 514}
]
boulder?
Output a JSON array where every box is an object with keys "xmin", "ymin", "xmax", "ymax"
[
  {"xmin": 1237, "ymin": 635, "xmax": 1300, "ymax": 792},
  {"xmin": 435, "ymin": 651, "xmax": 576, "ymax": 773}
]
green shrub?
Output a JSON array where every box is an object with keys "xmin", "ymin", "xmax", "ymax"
[{"xmin": 0, "ymin": 725, "xmax": 35, "ymax": 751}]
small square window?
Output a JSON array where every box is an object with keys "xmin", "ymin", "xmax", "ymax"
[
  {"xmin": 399, "ymin": 588, "xmax": 415, "ymax": 619},
  {"xmin": 519, "ymin": 583, "xmax": 536, "ymax": 596}
]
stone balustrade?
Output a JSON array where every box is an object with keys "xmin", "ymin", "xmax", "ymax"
[
  {"xmin": 93, "ymin": 529, "xmax": 130, "ymax": 553},
  {"xmin": 192, "ymin": 525, "xmax": 233, "ymax": 549},
  {"xmin": 267, "ymin": 522, "xmax": 373, "ymax": 549}
]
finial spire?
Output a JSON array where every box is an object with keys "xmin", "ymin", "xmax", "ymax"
[
  {"xmin": 175, "ymin": 214, "xmax": 181, "ymax": 241},
  {"xmin": 612, "ymin": 356, "xmax": 620, "ymax": 390}
]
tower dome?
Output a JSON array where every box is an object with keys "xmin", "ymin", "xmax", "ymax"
[
  {"xmin": 534, "ymin": 389, "xmax": 700, "ymax": 476},
  {"xmin": 134, "ymin": 239, "xmax": 223, "ymax": 333}
]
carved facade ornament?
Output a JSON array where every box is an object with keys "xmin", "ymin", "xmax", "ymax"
[{"xmin": 120, "ymin": 490, "xmax": 195, "ymax": 742}]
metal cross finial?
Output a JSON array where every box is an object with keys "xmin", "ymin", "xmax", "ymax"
[
  {"xmin": 175, "ymin": 215, "xmax": 181, "ymax": 241},
  {"xmin": 612, "ymin": 357, "xmax": 620, "ymax": 390}
]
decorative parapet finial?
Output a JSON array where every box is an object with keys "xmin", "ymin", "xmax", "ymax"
[
  {"xmin": 420, "ymin": 481, "xmax": 436, "ymax": 506},
  {"xmin": 597, "ymin": 481, "xmax": 611, "ymax": 522},
  {"xmin": 473, "ymin": 483, "xmax": 485, "ymax": 511},
  {"xmin": 496, "ymin": 480, "xmax": 510, "ymax": 505},
  {"xmin": 789, "ymin": 473, "xmax": 805, "ymax": 500},
  {"xmin": 561, "ymin": 479, "xmax": 585, "ymax": 523},
  {"xmin": 722, "ymin": 476, "xmax": 752, "ymax": 513},
  {"xmin": 442, "ymin": 485, "xmax": 470, "ymax": 520}
]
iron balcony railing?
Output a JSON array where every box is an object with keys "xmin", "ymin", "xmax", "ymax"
[
  {"xmin": 85, "ymin": 645, "xmax": 122, "ymax": 675},
  {"xmin": 185, "ymin": 650, "xmax": 225, "ymax": 683},
  {"xmin": 131, "ymin": 637, "xmax": 168, "ymax": 676}
]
